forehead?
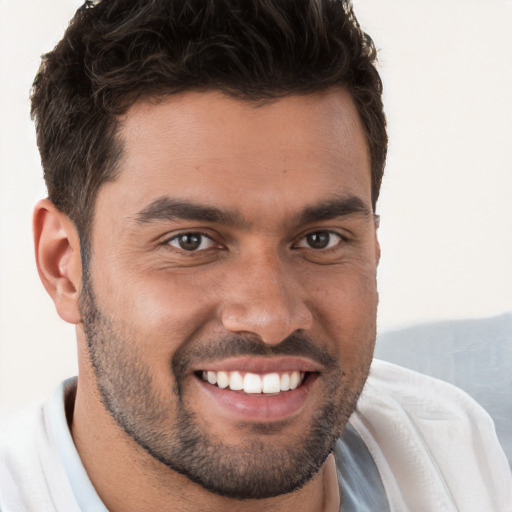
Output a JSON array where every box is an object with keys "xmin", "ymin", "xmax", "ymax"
[{"xmin": 99, "ymin": 90, "xmax": 372, "ymax": 224}]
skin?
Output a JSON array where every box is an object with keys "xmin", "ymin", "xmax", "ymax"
[{"xmin": 34, "ymin": 89, "xmax": 380, "ymax": 512}]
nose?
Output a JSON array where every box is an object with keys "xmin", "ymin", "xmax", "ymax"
[{"xmin": 220, "ymin": 253, "xmax": 314, "ymax": 345}]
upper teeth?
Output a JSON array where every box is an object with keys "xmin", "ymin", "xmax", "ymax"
[{"xmin": 202, "ymin": 370, "xmax": 305, "ymax": 394}]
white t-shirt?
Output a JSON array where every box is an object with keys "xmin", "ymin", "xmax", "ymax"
[{"xmin": 0, "ymin": 360, "xmax": 510, "ymax": 512}]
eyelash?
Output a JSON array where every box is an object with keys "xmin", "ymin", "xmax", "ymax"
[
  {"xmin": 292, "ymin": 230, "xmax": 346, "ymax": 251},
  {"xmin": 164, "ymin": 230, "xmax": 347, "ymax": 254},
  {"xmin": 165, "ymin": 232, "xmax": 218, "ymax": 252}
]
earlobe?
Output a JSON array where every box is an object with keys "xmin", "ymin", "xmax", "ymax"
[{"xmin": 33, "ymin": 199, "xmax": 83, "ymax": 324}]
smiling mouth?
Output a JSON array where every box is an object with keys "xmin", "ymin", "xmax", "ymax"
[{"xmin": 197, "ymin": 370, "xmax": 310, "ymax": 394}]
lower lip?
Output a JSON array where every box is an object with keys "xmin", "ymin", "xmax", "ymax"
[{"xmin": 193, "ymin": 373, "xmax": 318, "ymax": 423}]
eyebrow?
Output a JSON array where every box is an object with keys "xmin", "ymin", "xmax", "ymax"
[
  {"xmin": 134, "ymin": 197, "xmax": 249, "ymax": 228},
  {"xmin": 133, "ymin": 195, "xmax": 372, "ymax": 228},
  {"xmin": 296, "ymin": 196, "xmax": 373, "ymax": 225}
]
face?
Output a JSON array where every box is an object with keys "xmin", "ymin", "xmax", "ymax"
[{"xmin": 79, "ymin": 90, "xmax": 380, "ymax": 499}]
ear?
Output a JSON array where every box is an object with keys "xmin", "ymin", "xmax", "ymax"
[{"xmin": 33, "ymin": 199, "xmax": 83, "ymax": 324}]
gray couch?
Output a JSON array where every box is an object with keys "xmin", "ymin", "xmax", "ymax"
[{"xmin": 375, "ymin": 312, "xmax": 512, "ymax": 469}]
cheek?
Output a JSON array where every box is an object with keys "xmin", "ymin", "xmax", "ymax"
[
  {"xmin": 94, "ymin": 264, "xmax": 220, "ymax": 354},
  {"xmin": 306, "ymin": 265, "xmax": 378, "ymax": 358},
  {"xmin": 307, "ymin": 262, "xmax": 378, "ymax": 321}
]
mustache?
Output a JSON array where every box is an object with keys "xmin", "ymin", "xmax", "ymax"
[{"xmin": 171, "ymin": 332, "xmax": 337, "ymax": 377}]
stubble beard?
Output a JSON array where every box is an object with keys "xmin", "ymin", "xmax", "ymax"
[{"xmin": 78, "ymin": 274, "xmax": 375, "ymax": 500}]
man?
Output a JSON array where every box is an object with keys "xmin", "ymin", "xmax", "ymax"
[{"xmin": 0, "ymin": 0, "xmax": 510, "ymax": 511}]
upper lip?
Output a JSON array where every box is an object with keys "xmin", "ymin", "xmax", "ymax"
[{"xmin": 191, "ymin": 356, "xmax": 323, "ymax": 374}]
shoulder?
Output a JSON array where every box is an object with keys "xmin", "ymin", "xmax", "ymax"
[
  {"xmin": 349, "ymin": 359, "xmax": 512, "ymax": 511},
  {"xmin": 0, "ymin": 401, "xmax": 48, "ymax": 511},
  {"xmin": 0, "ymin": 380, "xmax": 80, "ymax": 512},
  {"xmin": 363, "ymin": 358, "xmax": 491, "ymax": 421},
  {"xmin": 0, "ymin": 400, "xmax": 47, "ymax": 464}
]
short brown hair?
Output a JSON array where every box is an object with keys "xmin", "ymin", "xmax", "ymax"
[{"xmin": 31, "ymin": 0, "xmax": 387, "ymax": 247}]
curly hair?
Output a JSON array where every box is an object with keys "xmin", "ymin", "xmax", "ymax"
[{"xmin": 31, "ymin": 0, "xmax": 387, "ymax": 246}]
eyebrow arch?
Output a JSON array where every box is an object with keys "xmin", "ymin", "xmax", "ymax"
[
  {"xmin": 296, "ymin": 196, "xmax": 373, "ymax": 225},
  {"xmin": 133, "ymin": 194, "xmax": 373, "ymax": 229},
  {"xmin": 134, "ymin": 197, "xmax": 249, "ymax": 228}
]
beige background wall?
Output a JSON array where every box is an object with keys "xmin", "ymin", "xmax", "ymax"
[{"xmin": 1, "ymin": 0, "xmax": 511, "ymax": 413}]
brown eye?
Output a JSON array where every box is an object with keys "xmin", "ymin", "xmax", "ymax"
[
  {"xmin": 168, "ymin": 232, "xmax": 214, "ymax": 251},
  {"xmin": 306, "ymin": 232, "xmax": 330, "ymax": 249},
  {"xmin": 295, "ymin": 231, "xmax": 342, "ymax": 250}
]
